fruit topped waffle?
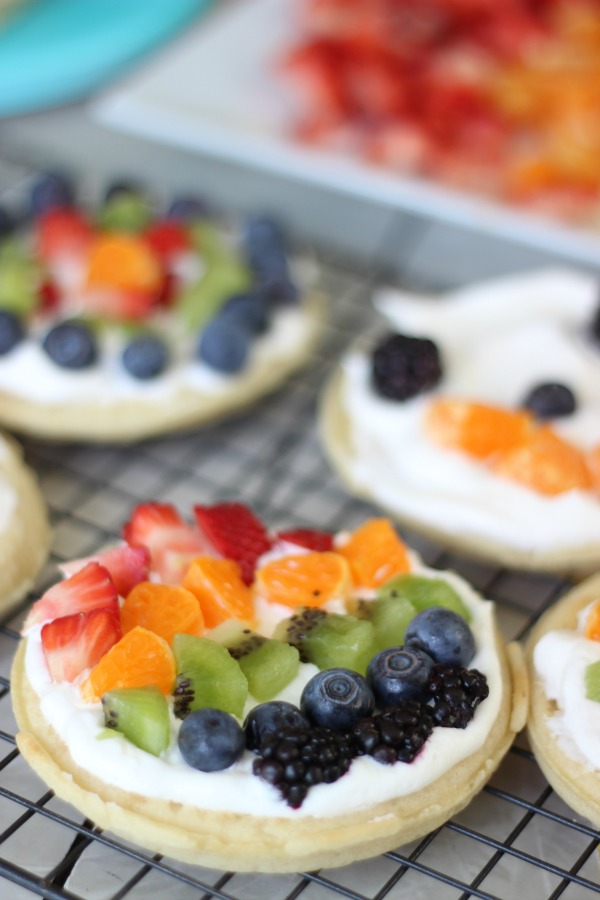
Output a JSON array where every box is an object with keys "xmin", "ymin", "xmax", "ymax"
[
  {"xmin": 0, "ymin": 172, "xmax": 324, "ymax": 441},
  {"xmin": 12, "ymin": 500, "xmax": 526, "ymax": 872},
  {"xmin": 320, "ymin": 268, "xmax": 600, "ymax": 573}
]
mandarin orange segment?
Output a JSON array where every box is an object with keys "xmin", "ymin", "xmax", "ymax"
[
  {"xmin": 424, "ymin": 399, "xmax": 533, "ymax": 460},
  {"xmin": 337, "ymin": 519, "xmax": 410, "ymax": 589},
  {"xmin": 491, "ymin": 425, "xmax": 592, "ymax": 495},
  {"xmin": 120, "ymin": 582, "xmax": 203, "ymax": 645},
  {"xmin": 587, "ymin": 445, "xmax": 600, "ymax": 492},
  {"xmin": 86, "ymin": 234, "xmax": 162, "ymax": 293},
  {"xmin": 80, "ymin": 626, "xmax": 175, "ymax": 702},
  {"xmin": 254, "ymin": 552, "xmax": 350, "ymax": 608},
  {"xmin": 183, "ymin": 557, "xmax": 254, "ymax": 629},
  {"xmin": 585, "ymin": 600, "xmax": 600, "ymax": 642}
]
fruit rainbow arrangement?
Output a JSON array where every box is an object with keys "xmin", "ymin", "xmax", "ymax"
[
  {"xmin": 526, "ymin": 573, "xmax": 600, "ymax": 828},
  {"xmin": 280, "ymin": 0, "xmax": 600, "ymax": 226},
  {"xmin": 320, "ymin": 268, "xmax": 600, "ymax": 572},
  {"xmin": 12, "ymin": 500, "xmax": 526, "ymax": 872},
  {"xmin": 0, "ymin": 172, "xmax": 323, "ymax": 441}
]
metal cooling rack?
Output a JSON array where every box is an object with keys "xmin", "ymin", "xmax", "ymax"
[{"xmin": 0, "ymin": 158, "xmax": 599, "ymax": 900}]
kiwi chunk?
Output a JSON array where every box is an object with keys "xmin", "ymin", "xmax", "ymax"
[
  {"xmin": 274, "ymin": 608, "xmax": 376, "ymax": 675},
  {"xmin": 101, "ymin": 685, "xmax": 170, "ymax": 756},
  {"xmin": 359, "ymin": 595, "xmax": 417, "ymax": 653},
  {"xmin": 585, "ymin": 660, "xmax": 600, "ymax": 702},
  {"xmin": 209, "ymin": 620, "xmax": 300, "ymax": 702},
  {"xmin": 172, "ymin": 633, "xmax": 248, "ymax": 720},
  {"xmin": 377, "ymin": 574, "xmax": 471, "ymax": 622}
]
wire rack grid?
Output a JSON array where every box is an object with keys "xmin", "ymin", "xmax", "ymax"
[{"xmin": 0, "ymin": 171, "xmax": 598, "ymax": 900}]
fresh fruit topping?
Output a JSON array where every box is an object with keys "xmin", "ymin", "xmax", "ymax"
[
  {"xmin": 121, "ymin": 334, "xmax": 168, "ymax": 380},
  {"xmin": 59, "ymin": 544, "xmax": 151, "ymax": 598},
  {"xmin": 587, "ymin": 445, "xmax": 600, "ymax": 493},
  {"xmin": 350, "ymin": 594, "xmax": 415, "ymax": 654},
  {"xmin": 425, "ymin": 399, "xmax": 532, "ymax": 459},
  {"xmin": 38, "ymin": 278, "xmax": 60, "ymax": 312},
  {"xmin": 0, "ymin": 205, "xmax": 14, "ymax": 238},
  {"xmin": 102, "ymin": 685, "xmax": 170, "ymax": 756},
  {"xmin": 491, "ymin": 425, "xmax": 592, "ymax": 495},
  {"xmin": 208, "ymin": 620, "xmax": 299, "ymax": 701},
  {"xmin": 183, "ymin": 557, "xmax": 254, "ymax": 628},
  {"xmin": 86, "ymin": 234, "xmax": 162, "ymax": 295},
  {"xmin": 584, "ymin": 600, "xmax": 600, "ymax": 641},
  {"xmin": 251, "ymin": 723, "xmax": 354, "ymax": 808},
  {"xmin": 428, "ymin": 665, "xmax": 489, "ymax": 728},
  {"xmin": 194, "ymin": 502, "xmax": 272, "ymax": 585},
  {"xmin": 172, "ymin": 633, "xmax": 248, "ymax": 719},
  {"xmin": 120, "ymin": 582, "xmax": 203, "ymax": 645},
  {"xmin": 276, "ymin": 608, "xmax": 375, "ymax": 674},
  {"xmin": 220, "ymin": 292, "xmax": 269, "ymax": 334},
  {"xmin": 243, "ymin": 216, "xmax": 298, "ymax": 306},
  {"xmin": 80, "ymin": 626, "xmax": 175, "ymax": 702},
  {"xmin": 585, "ymin": 660, "xmax": 600, "ymax": 701},
  {"xmin": 178, "ymin": 708, "xmax": 245, "ymax": 772},
  {"xmin": 255, "ymin": 552, "xmax": 350, "ymax": 608},
  {"xmin": 167, "ymin": 195, "xmax": 209, "ymax": 220},
  {"xmin": 122, "ymin": 502, "xmax": 210, "ymax": 584},
  {"xmin": 354, "ymin": 699, "xmax": 434, "ymax": 765},
  {"xmin": 197, "ymin": 316, "xmax": 251, "ymax": 374},
  {"xmin": 522, "ymin": 381, "xmax": 577, "ymax": 419},
  {"xmin": 375, "ymin": 574, "xmax": 471, "ymax": 622},
  {"xmin": 177, "ymin": 239, "xmax": 252, "ymax": 331},
  {"xmin": 372, "ymin": 332, "xmax": 442, "ymax": 401},
  {"xmin": 97, "ymin": 191, "xmax": 152, "ymax": 233},
  {"xmin": 36, "ymin": 208, "xmax": 93, "ymax": 260},
  {"xmin": 144, "ymin": 219, "xmax": 191, "ymax": 261},
  {"xmin": 41, "ymin": 320, "xmax": 97, "ymax": 369},
  {"xmin": 337, "ymin": 518, "xmax": 410, "ymax": 589},
  {"xmin": 301, "ymin": 668, "xmax": 375, "ymax": 732},
  {"xmin": 276, "ymin": 528, "xmax": 334, "ymax": 552},
  {"xmin": 405, "ymin": 607, "xmax": 475, "ymax": 668},
  {"xmin": 0, "ymin": 250, "xmax": 41, "ymax": 316},
  {"xmin": 0, "ymin": 309, "xmax": 24, "ymax": 354},
  {"xmin": 24, "ymin": 561, "xmax": 118, "ymax": 630},
  {"xmin": 29, "ymin": 171, "xmax": 74, "ymax": 217},
  {"xmin": 366, "ymin": 646, "xmax": 435, "ymax": 709},
  {"xmin": 244, "ymin": 701, "xmax": 309, "ymax": 752},
  {"xmin": 41, "ymin": 606, "xmax": 122, "ymax": 683}
]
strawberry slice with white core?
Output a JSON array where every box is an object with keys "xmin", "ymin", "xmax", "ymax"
[
  {"xmin": 41, "ymin": 605, "xmax": 122, "ymax": 683},
  {"xmin": 24, "ymin": 562, "xmax": 118, "ymax": 631},
  {"xmin": 276, "ymin": 528, "xmax": 334, "ymax": 553},
  {"xmin": 59, "ymin": 544, "xmax": 151, "ymax": 598},
  {"xmin": 122, "ymin": 502, "xmax": 212, "ymax": 584},
  {"xmin": 193, "ymin": 502, "xmax": 273, "ymax": 585}
]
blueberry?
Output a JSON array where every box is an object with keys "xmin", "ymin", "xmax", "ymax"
[
  {"xmin": 404, "ymin": 607, "xmax": 475, "ymax": 668},
  {"xmin": 197, "ymin": 317, "xmax": 250, "ymax": 373},
  {"xmin": 300, "ymin": 668, "xmax": 375, "ymax": 732},
  {"xmin": 0, "ymin": 205, "xmax": 14, "ymax": 238},
  {"xmin": 220, "ymin": 292, "xmax": 269, "ymax": 334},
  {"xmin": 178, "ymin": 707, "xmax": 245, "ymax": 772},
  {"xmin": 0, "ymin": 310, "xmax": 24, "ymax": 354},
  {"xmin": 243, "ymin": 216, "xmax": 286, "ymax": 263},
  {"xmin": 167, "ymin": 195, "xmax": 210, "ymax": 221},
  {"xmin": 366, "ymin": 646, "xmax": 434, "ymax": 709},
  {"xmin": 522, "ymin": 382, "xmax": 576, "ymax": 419},
  {"xmin": 122, "ymin": 335, "xmax": 168, "ymax": 380},
  {"xmin": 42, "ymin": 321, "xmax": 97, "ymax": 369},
  {"xmin": 29, "ymin": 172, "xmax": 73, "ymax": 217},
  {"xmin": 244, "ymin": 701, "xmax": 309, "ymax": 751}
]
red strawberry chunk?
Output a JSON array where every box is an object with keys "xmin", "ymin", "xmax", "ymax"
[
  {"xmin": 276, "ymin": 528, "xmax": 334, "ymax": 552},
  {"xmin": 24, "ymin": 562, "xmax": 118, "ymax": 631},
  {"xmin": 59, "ymin": 545, "xmax": 151, "ymax": 598},
  {"xmin": 144, "ymin": 220, "xmax": 191, "ymax": 261},
  {"xmin": 36, "ymin": 207, "xmax": 94, "ymax": 261},
  {"xmin": 122, "ymin": 502, "xmax": 211, "ymax": 583},
  {"xmin": 41, "ymin": 605, "xmax": 122, "ymax": 683},
  {"xmin": 194, "ymin": 502, "xmax": 273, "ymax": 585}
]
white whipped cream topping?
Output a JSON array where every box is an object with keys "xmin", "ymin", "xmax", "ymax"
[
  {"xmin": 24, "ymin": 558, "xmax": 502, "ymax": 819},
  {"xmin": 534, "ymin": 605, "xmax": 600, "ymax": 769},
  {"xmin": 340, "ymin": 269, "xmax": 600, "ymax": 552}
]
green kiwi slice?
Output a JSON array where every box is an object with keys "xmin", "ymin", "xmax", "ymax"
[
  {"xmin": 101, "ymin": 685, "xmax": 170, "ymax": 756},
  {"xmin": 172, "ymin": 633, "xmax": 248, "ymax": 719},
  {"xmin": 208, "ymin": 621, "xmax": 300, "ymax": 702},
  {"xmin": 376, "ymin": 574, "xmax": 471, "ymax": 622}
]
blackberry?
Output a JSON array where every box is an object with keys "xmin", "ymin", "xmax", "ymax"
[
  {"xmin": 252, "ymin": 723, "xmax": 354, "ymax": 808},
  {"xmin": 372, "ymin": 332, "xmax": 442, "ymax": 401},
  {"xmin": 351, "ymin": 700, "xmax": 433, "ymax": 764},
  {"xmin": 427, "ymin": 665, "xmax": 489, "ymax": 729}
]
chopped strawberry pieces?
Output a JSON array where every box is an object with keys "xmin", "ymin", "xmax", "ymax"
[
  {"xmin": 41, "ymin": 605, "xmax": 122, "ymax": 683},
  {"xmin": 144, "ymin": 220, "xmax": 191, "ymax": 261},
  {"xmin": 276, "ymin": 528, "xmax": 334, "ymax": 552},
  {"xmin": 194, "ymin": 502, "xmax": 273, "ymax": 585},
  {"xmin": 59, "ymin": 545, "xmax": 151, "ymax": 598},
  {"xmin": 36, "ymin": 208, "xmax": 94, "ymax": 261},
  {"xmin": 38, "ymin": 279, "xmax": 61, "ymax": 311},
  {"xmin": 24, "ymin": 562, "xmax": 119, "ymax": 631},
  {"xmin": 122, "ymin": 502, "xmax": 210, "ymax": 584}
]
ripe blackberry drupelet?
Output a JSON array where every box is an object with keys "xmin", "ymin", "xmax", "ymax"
[
  {"xmin": 351, "ymin": 700, "xmax": 433, "ymax": 764},
  {"xmin": 427, "ymin": 665, "xmax": 489, "ymax": 728}
]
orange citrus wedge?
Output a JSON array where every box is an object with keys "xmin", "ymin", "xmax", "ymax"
[
  {"xmin": 255, "ymin": 552, "xmax": 350, "ymax": 608},
  {"xmin": 492, "ymin": 425, "xmax": 592, "ymax": 495},
  {"xmin": 183, "ymin": 557, "xmax": 254, "ymax": 629},
  {"xmin": 424, "ymin": 398, "xmax": 532, "ymax": 459},
  {"xmin": 120, "ymin": 582, "xmax": 203, "ymax": 645},
  {"xmin": 80, "ymin": 626, "xmax": 175, "ymax": 702},
  {"xmin": 337, "ymin": 518, "xmax": 410, "ymax": 589}
]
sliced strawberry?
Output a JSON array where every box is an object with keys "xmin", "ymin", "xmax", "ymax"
[
  {"xmin": 38, "ymin": 278, "xmax": 61, "ymax": 312},
  {"xmin": 122, "ymin": 502, "xmax": 211, "ymax": 583},
  {"xmin": 194, "ymin": 502, "xmax": 273, "ymax": 585},
  {"xmin": 36, "ymin": 207, "xmax": 94, "ymax": 261},
  {"xmin": 276, "ymin": 528, "xmax": 334, "ymax": 552},
  {"xmin": 59, "ymin": 545, "xmax": 151, "ymax": 598},
  {"xmin": 41, "ymin": 605, "xmax": 122, "ymax": 683},
  {"xmin": 81, "ymin": 286, "xmax": 159, "ymax": 321},
  {"xmin": 24, "ymin": 562, "xmax": 119, "ymax": 631},
  {"xmin": 144, "ymin": 220, "xmax": 191, "ymax": 262}
]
